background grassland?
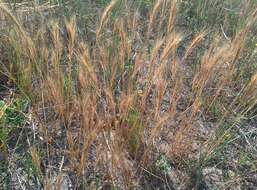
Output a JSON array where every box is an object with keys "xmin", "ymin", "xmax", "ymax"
[{"xmin": 0, "ymin": 0, "xmax": 257, "ymax": 189}]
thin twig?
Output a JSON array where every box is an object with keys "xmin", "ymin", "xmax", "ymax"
[{"xmin": 221, "ymin": 25, "xmax": 231, "ymax": 41}]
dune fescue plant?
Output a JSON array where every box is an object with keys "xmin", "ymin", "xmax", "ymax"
[{"xmin": 0, "ymin": 0, "xmax": 257, "ymax": 189}]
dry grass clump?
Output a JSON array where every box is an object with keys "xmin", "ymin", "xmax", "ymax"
[{"xmin": 1, "ymin": 0, "xmax": 257, "ymax": 189}]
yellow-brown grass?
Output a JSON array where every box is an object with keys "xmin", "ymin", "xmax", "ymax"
[{"xmin": 1, "ymin": 1, "xmax": 257, "ymax": 189}]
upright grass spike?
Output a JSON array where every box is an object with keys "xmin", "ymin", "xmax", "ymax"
[
  {"xmin": 96, "ymin": 0, "xmax": 118, "ymax": 40},
  {"xmin": 148, "ymin": 0, "xmax": 164, "ymax": 37}
]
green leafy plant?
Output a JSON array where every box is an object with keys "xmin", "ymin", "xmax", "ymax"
[
  {"xmin": 0, "ymin": 98, "xmax": 29, "ymax": 148},
  {"xmin": 156, "ymin": 154, "xmax": 171, "ymax": 173}
]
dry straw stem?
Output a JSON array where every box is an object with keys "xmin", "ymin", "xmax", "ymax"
[
  {"xmin": 119, "ymin": 93, "xmax": 135, "ymax": 118},
  {"xmin": 78, "ymin": 45, "xmax": 101, "ymax": 98},
  {"xmin": 77, "ymin": 128, "xmax": 98, "ymax": 176},
  {"xmin": 168, "ymin": 79, "xmax": 181, "ymax": 112},
  {"xmin": 244, "ymin": 72, "xmax": 257, "ymax": 96},
  {"xmin": 167, "ymin": 0, "xmax": 177, "ymax": 33},
  {"xmin": 236, "ymin": 71, "xmax": 257, "ymax": 112},
  {"xmin": 45, "ymin": 77, "xmax": 65, "ymax": 118},
  {"xmin": 65, "ymin": 16, "xmax": 77, "ymax": 98},
  {"xmin": 155, "ymin": 77, "xmax": 167, "ymax": 117},
  {"xmin": 104, "ymin": 88, "xmax": 116, "ymax": 114},
  {"xmin": 150, "ymin": 38, "xmax": 165, "ymax": 64},
  {"xmin": 65, "ymin": 16, "xmax": 77, "ymax": 42},
  {"xmin": 30, "ymin": 146, "xmax": 42, "ymax": 174},
  {"xmin": 170, "ymin": 45, "xmax": 178, "ymax": 81},
  {"xmin": 65, "ymin": 16, "xmax": 76, "ymax": 56},
  {"xmin": 0, "ymin": 4, "xmax": 36, "ymax": 62},
  {"xmin": 148, "ymin": 0, "xmax": 164, "ymax": 36},
  {"xmin": 192, "ymin": 40, "xmax": 230, "ymax": 96},
  {"xmin": 204, "ymin": 98, "xmax": 257, "ymax": 163},
  {"xmin": 149, "ymin": 113, "xmax": 171, "ymax": 144},
  {"xmin": 50, "ymin": 23, "xmax": 63, "ymax": 81},
  {"xmin": 182, "ymin": 30, "xmax": 207, "ymax": 61},
  {"xmin": 160, "ymin": 33, "xmax": 182, "ymax": 62},
  {"xmin": 0, "ymin": 4, "xmax": 26, "ymax": 36},
  {"xmin": 140, "ymin": 34, "xmax": 177, "ymax": 111},
  {"xmin": 115, "ymin": 20, "xmax": 126, "ymax": 69},
  {"xmin": 96, "ymin": 0, "xmax": 118, "ymax": 39},
  {"xmin": 51, "ymin": 23, "xmax": 62, "ymax": 54},
  {"xmin": 203, "ymin": 8, "xmax": 257, "ymax": 161}
]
